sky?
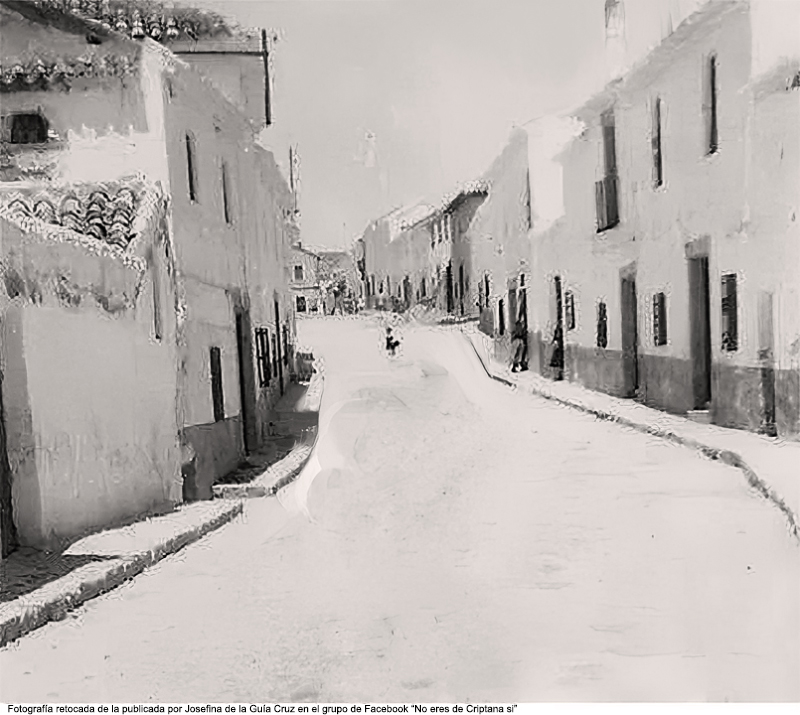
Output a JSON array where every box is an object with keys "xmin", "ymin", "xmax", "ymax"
[{"xmin": 198, "ymin": 0, "xmax": 612, "ymax": 249}]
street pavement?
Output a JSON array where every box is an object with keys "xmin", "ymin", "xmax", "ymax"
[{"xmin": 1, "ymin": 316, "xmax": 797, "ymax": 703}]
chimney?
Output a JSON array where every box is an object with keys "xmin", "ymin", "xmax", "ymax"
[
  {"xmin": 167, "ymin": 31, "xmax": 273, "ymax": 129},
  {"xmin": 605, "ymin": 0, "xmax": 626, "ymax": 80}
]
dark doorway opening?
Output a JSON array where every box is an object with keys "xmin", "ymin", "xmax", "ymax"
[
  {"xmin": 445, "ymin": 262, "xmax": 454, "ymax": 314},
  {"xmin": 458, "ymin": 264, "xmax": 465, "ymax": 316},
  {"xmin": 274, "ymin": 299, "xmax": 284, "ymax": 397},
  {"xmin": 0, "ymin": 367, "xmax": 18, "ymax": 558},
  {"xmin": 688, "ymin": 256, "xmax": 712, "ymax": 409},
  {"xmin": 620, "ymin": 270, "xmax": 639, "ymax": 398},
  {"xmin": 235, "ymin": 310, "xmax": 258, "ymax": 453},
  {"xmin": 551, "ymin": 275, "xmax": 565, "ymax": 380},
  {"xmin": 758, "ymin": 291, "xmax": 777, "ymax": 436}
]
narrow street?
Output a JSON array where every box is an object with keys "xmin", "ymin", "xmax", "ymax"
[{"xmin": 1, "ymin": 317, "xmax": 797, "ymax": 703}]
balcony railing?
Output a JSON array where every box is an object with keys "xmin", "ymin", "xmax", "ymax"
[{"xmin": 595, "ymin": 174, "xmax": 619, "ymax": 233}]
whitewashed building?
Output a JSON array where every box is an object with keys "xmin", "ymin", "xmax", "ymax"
[{"xmin": 528, "ymin": 0, "xmax": 800, "ymax": 438}]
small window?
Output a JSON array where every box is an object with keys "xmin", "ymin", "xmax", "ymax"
[
  {"xmin": 652, "ymin": 97, "xmax": 663, "ymax": 187},
  {"xmin": 721, "ymin": 273, "xmax": 738, "ymax": 351},
  {"xmin": 221, "ymin": 161, "xmax": 232, "ymax": 224},
  {"xmin": 271, "ymin": 333, "xmax": 279, "ymax": 375},
  {"xmin": 255, "ymin": 328, "xmax": 271, "ymax": 386},
  {"xmin": 705, "ymin": 55, "xmax": 719, "ymax": 155},
  {"xmin": 296, "ymin": 295, "xmax": 307, "ymax": 313},
  {"xmin": 602, "ymin": 109, "xmax": 617, "ymax": 176},
  {"xmin": 498, "ymin": 298, "xmax": 506, "ymax": 336},
  {"xmin": 282, "ymin": 324, "xmax": 290, "ymax": 366},
  {"xmin": 9, "ymin": 113, "xmax": 49, "ymax": 144},
  {"xmin": 186, "ymin": 133, "xmax": 198, "ymax": 202},
  {"xmin": 565, "ymin": 291, "xmax": 576, "ymax": 331},
  {"xmin": 421, "ymin": 277, "xmax": 427, "ymax": 298},
  {"xmin": 596, "ymin": 109, "xmax": 620, "ymax": 232},
  {"xmin": 294, "ymin": 265, "xmax": 304, "ymax": 282},
  {"xmin": 209, "ymin": 347, "xmax": 224, "ymax": 422},
  {"xmin": 597, "ymin": 301, "xmax": 608, "ymax": 348},
  {"xmin": 653, "ymin": 292, "xmax": 667, "ymax": 346}
]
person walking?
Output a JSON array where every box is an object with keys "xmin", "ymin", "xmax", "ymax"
[
  {"xmin": 550, "ymin": 324, "xmax": 564, "ymax": 381},
  {"xmin": 511, "ymin": 318, "xmax": 527, "ymax": 372}
]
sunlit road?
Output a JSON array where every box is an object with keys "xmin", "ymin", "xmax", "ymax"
[{"xmin": 1, "ymin": 317, "xmax": 797, "ymax": 702}]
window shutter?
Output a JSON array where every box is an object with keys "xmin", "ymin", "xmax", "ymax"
[{"xmin": 721, "ymin": 273, "xmax": 738, "ymax": 351}]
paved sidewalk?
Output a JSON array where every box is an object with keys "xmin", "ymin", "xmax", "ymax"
[
  {"xmin": 0, "ymin": 499, "xmax": 243, "ymax": 647},
  {"xmin": 464, "ymin": 327, "xmax": 800, "ymax": 542},
  {"xmin": 213, "ymin": 372, "xmax": 323, "ymax": 499}
]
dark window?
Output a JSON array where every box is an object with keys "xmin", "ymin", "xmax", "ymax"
[
  {"xmin": 596, "ymin": 109, "xmax": 619, "ymax": 232},
  {"xmin": 282, "ymin": 324, "xmax": 290, "ymax": 366},
  {"xmin": 421, "ymin": 277, "xmax": 427, "ymax": 298},
  {"xmin": 221, "ymin": 161, "xmax": 232, "ymax": 224},
  {"xmin": 565, "ymin": 291, "xmax": 576, "ymax": 331},
  {"xmin": 706, "ymin": 55, "xmax": 719, "ymax": 155},
  {"xmin": 296, "ymin": 295, "xmax": 307, "ymax": 313},
  {"xmin": 652, "ymin": 97, "xmax": 663, "ymax": 187},
  {"xmin": 498, "ymin": 298, "xmax": 506, "ymax": 336},
  {"xmin": 597, "ymin": 301, "xmax": 608, "ymax": 348},
  {"xmin": 721, "ymin": 273, "xmax": 738, "ymax": 351},
  {"xmin": 210, "ymin": 347, "xmax": 224, "ymax": 421},
  {"xmin": 294, "ymin": 265, "xmax": 304, "ymax": 282},
  {"xmin": 602, "ymin": 109, "xmax": 617, "ymax": 176},
  {"xmin": 271, "ymin": 333, "xmax": 278, "ymax": 376},
  {"xmin": 653, "ymin": 292, "xmax": 668, "ymax": 346},
  {"xmin": 186, "ymin": 133, "xmax": 198, "ymax": 202},
  {"xmin": 8, "ymin": 113, "xmax": 49, "ymax": 144},
  {"xmin": 255, "ymin": 328, "xmax": 271, "ymax": 386}
]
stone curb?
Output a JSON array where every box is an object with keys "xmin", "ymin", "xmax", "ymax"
[
  {"xmin": 213, "ymin": 373, "xmax": 324, "ymax": 500},
  {"xmin": 463, "ymin": 331, "xmax": 800, "ymax": 543},
  {"xmin": 0, "ymin": 501, "xmax": 243, "ymax": 648},
  {"xmin": 212, "ymin": 444, "xmax": 314, "ymax": 500}
]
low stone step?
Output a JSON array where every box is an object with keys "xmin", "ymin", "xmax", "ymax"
[{"xmin": 687, "ymin": 409, "xmax": 712, "ymax": 424}]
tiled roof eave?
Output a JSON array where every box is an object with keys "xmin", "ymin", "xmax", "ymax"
[{"xmin": 0, "ymin": 207, "xmax": 147, "ymax": 272}]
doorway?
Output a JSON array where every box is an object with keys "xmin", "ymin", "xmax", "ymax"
[
  {"xmin": 620, "ymin": 269, "xmax": 639, "ymax": 398},
  {"xmin": 0, "ymin": 369, "xmax": 17, "ymax": 558},
  {"xmin": 552, "ymin": 275, "xmax": 564, "ymax": 380},
  {"xmin": 458, "ymin": 264, "xmax": 465, "ymax": 316},
  {"xmin": 758, "ymin": 290, "xmax": 777, "ymax": 436},
  {"xmin": 688, "ymin": 256, "xmax": 712, "ymax": 409},
  {"xmin": 445, "ymin": 262, "xmax": 454, "ymax": 314},
  {"xmin": 274, "ymin": 299, "xmax": 284, "ymax": 397},
  {"xmin": 235, "ymin": 309, "xmax": 258, "ymax": 454}
]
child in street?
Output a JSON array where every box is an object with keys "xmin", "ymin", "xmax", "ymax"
[{"xmin": 385, "ymin": 326, "xmax": 400, "ymax": 356}]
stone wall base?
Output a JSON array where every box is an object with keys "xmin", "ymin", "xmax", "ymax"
[{"xmin": 182, "ymin": 416, "xmax": 243, "ymax": 501}]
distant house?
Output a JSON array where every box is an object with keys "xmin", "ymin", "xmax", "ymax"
[
  {"xmin": 289, "ymin": 243, "xmax": 322, "ymax": 315},
  {"xmin": 317, "ymin": 249, "xmax": 359, "ymax": 312},
  {"xmin": 0, "ymin": 0, "xmax": 296, "ymax": 555},
  {"xmin": 360, "ymin": 189, "xmax": 487, "ymax": 316}
]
